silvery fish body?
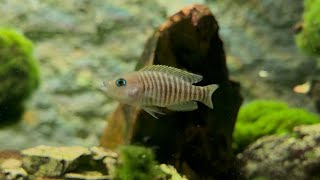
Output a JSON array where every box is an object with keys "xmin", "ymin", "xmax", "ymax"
[{"xmin": 102, "ymin": 65, "xmax": 218, "ymax": 119}]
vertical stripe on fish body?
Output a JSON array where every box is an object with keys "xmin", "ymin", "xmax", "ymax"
[{"xmin": 137, "ymin": 65, "xmax": 218, "ymax": 111}]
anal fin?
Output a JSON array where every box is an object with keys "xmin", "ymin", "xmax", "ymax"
[{"xmin": 166, "ymin": 101, "xmax": 198, "ymax": 112}]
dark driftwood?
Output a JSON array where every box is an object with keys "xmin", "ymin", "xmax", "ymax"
[
  {"xmin": 100, "ymin": 4, "xmax": 243, "ymax": 179},
  {"xmin": 309, "ymin": 80, "xmax": 320, "ymax": 113}
]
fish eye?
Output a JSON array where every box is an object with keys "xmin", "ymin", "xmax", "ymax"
[{"xmin": 115, "ymin": 78, "xmax": 126, "ymax": 87}]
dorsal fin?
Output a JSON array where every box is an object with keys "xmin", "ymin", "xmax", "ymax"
[{"xmin": 139, "ymin": 65, "xmax": 203, "ymax": 83}]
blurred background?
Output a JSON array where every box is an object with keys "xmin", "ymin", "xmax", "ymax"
[{"xmin": 0, "ymin": 0, "xmax": 319, "ymax": 150}]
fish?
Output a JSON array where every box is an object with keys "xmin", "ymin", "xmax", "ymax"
[{"xmin": 102, "ymin": 65, "xmax": 219, "ymax": 119}]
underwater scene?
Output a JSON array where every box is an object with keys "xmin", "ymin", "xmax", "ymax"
[{"xmin": 0, "ymin": 0, "xmax": 319, "ymax": 179}]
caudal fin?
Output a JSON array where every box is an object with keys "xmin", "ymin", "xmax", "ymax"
[{"xmin": 201, "ymin": 84, "xmax": 219, "ymax": 109}]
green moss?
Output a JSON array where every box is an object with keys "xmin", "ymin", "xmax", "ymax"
[
  {"xmin": 295, "ymin": 0, "xmax": 320, "ymax": 56},
  {"xmin": 233, "ymin": 100, "xmax": 320, "ymax": 152},
  {"xmin": 0, "ymin": 28, "xmax": 39, "ymax": 125},
  {"xmin": 236, "ymin": 100, "xmax": 289, "ymax": 123},
  {"xmin": 115, "ymin": 145, "xmax": 164, "ymax": 180}
]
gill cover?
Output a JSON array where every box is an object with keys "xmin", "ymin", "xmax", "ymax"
[{"xmin": 103, "ymin": 72, "xmax": 143, "ymax": 105}]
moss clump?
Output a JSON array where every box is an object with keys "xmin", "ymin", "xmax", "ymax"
[
  {"xmin": 295, "ymin": 0, "xmax": 320, "ymax": 56},
  {"xmin": 115, "ymin": 145, "xmax": 164, "ymax": 180},
  {"xmin": 233, "ymin": 100, "xmax": 320, "ymax": 152},
  {"xmin": 0, "ymin": 28, "xmax": 39, "ymax": 125},
  {"xmin": 236, "ymin": 100, "xmax": 289, "ymax": 123}
]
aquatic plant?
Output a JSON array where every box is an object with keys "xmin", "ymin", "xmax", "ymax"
[
  {"xmin": 115, "ymin": 145, "xmax": 164, "ymax": 180},
  {"xmin": 0, "ymin": 28, "xmax": 39, "ymax": 125},
  {"xmin": 233, "ymin": 100, "xmax": 320, "ymax": 152},
  {"xmin": 295, "ymin": 0, "xmax": 320, "ymax": 56}
]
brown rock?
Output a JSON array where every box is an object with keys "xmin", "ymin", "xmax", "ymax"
[{"xmin": 100, "ymin": 4, "xmax": 243, "ymax": 179}]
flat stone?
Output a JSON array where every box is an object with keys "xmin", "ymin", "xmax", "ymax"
[
  {"xmin": 89, "ymin": 146, "xmax": 118, "ymax": 160},
  {"xmin": 65, "ymin": 171, "xmax": 111, "ymax": 180},
  {"xmin": 21, "ymin": 145, "xmax": 90, "ymax": 177},
  {"xmin": 102, "ymin": 157, "xmax": 117, "ymax": 178},
  {"xmin": 159, "ymin": 164, "xmax": 188, "ymax": 180},
  {"xmin": 2, "ymin": 167, "xmax": 27, "ymax": 180},
  {"xmin": 1, "ymin": 158, "xmax": 21, "ymax": 169}
]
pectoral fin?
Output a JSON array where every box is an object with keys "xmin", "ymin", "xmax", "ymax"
[
  {"xmin": 142, "ymin": 106, "xmax": 165, "ymax": 119},
  {"xmin": 166, "ymin": 101, "xmax": 198, "ymax": 112}
]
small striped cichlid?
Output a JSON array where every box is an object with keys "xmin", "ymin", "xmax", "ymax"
[{"xmin": 102, "ymin": 65, "xmax": 218, "ymax": 119}]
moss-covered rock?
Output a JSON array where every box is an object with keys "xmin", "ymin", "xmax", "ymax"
[
  {"xmin": 233, "ymin": 100, "xmax": 320, "ymax": 152},
  {"xmin": 238, "ymin": 124, "xmax": 320, "ymax": 180},
  {"xmin": 295, "ymin": 0, "xmax": 320, "ymax": 56},
  {"xmin": 0, "ymin": 28, "xmax": 39, "ymax": 125}
]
